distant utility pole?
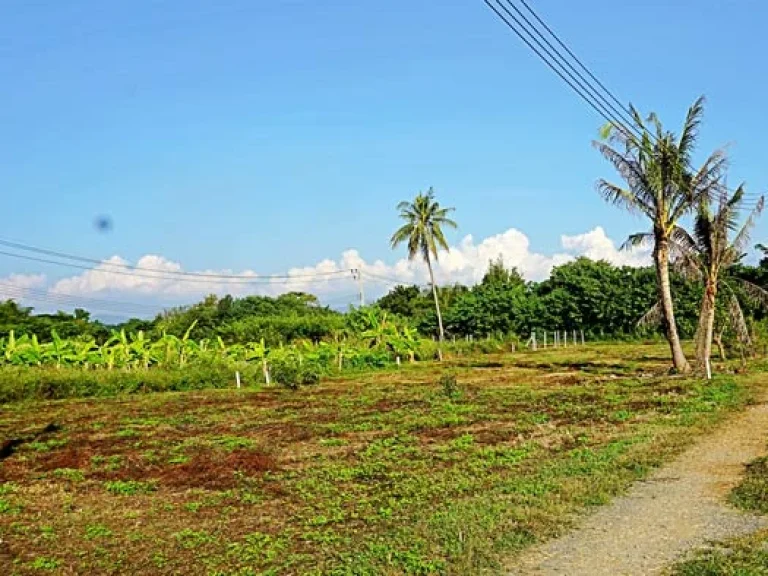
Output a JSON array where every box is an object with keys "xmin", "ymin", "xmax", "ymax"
[{"xmin": 351, "ymin": 268, "xmax": 365, "ymax": 307}]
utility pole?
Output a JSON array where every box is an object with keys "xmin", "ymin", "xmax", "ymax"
[{"xmin": 351, "ymin": 269, "xmax": 365, "ymax": 307}]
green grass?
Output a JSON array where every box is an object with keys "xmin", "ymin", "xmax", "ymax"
[{"xmin": 0, "ymin": 343, "xmax": 764, "ymax": 575}]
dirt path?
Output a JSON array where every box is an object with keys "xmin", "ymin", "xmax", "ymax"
[{"xmin": 508, "ymin": 400, "xmax": 768, "ymax": 576}]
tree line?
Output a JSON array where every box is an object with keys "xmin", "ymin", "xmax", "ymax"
[
  {"xmin": 3, "ymin": 254, "xmax": 768, "ymax": 356},
  {"xmin": 388, "ymin": 97, "xmax": 768, "ymax": 373}
]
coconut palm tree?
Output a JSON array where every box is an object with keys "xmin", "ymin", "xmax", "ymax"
[
  {"xmin": 667, "ymin": 187, "xmax": 766, "ymax": 369},
  {"xmin": 390, "ymin": 188, "xmax": 457, "ymax": 349},
  {"xmin": 595, "ymin": 96, "xmax": 726, "ymax": 372}
]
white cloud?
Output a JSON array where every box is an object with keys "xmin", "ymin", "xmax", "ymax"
[
  {"xmin": 0, "ymin": 273, "xmax": 48, "ymax": 301},
  {"xmin": 4, "ymin": 226, "xmax": 650, "ymax": 314},
  {"xmin": 560, "ymin": 226, "xmax": 651, "ymax": 268}
]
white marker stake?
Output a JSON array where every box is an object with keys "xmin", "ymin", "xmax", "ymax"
[
  {"xmin": 235, "ymin": 371, "xmax": 241, "ymax": 389},
  {"xmin": 706, "ymin": 358, "xmax": 712, "ymax": 380}
]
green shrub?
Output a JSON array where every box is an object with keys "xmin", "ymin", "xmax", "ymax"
[
  {"xmin": 0, "ymin": 364, "xmax": 263, "ymax": 403},
  {"xmin": 438, "ymin": 373, "xmax": 461, "ymax": 400}
]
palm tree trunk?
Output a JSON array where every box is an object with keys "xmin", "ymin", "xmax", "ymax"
[
  {"xmin": 654, "ymin": 238, "xmax": 691, "ymax": 373},
  {"xmin": 714, "ymin": 326, "xmax": 727, "ymax": 361},
  {"xmin": 695, "ymin": 278, "xmax": 717, "ymax": 371},
  {"xmin": 696, "ymin": 276, "xmax": 717, "ymax": 370},
  {"xmin": 425, "ymin": 255, "xmax": 445, "ymax": 353}
]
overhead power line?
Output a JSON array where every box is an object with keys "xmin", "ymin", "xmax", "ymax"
[
  {"xmin": 482, "ymin": 0, "xmax": 766, "ymax": 206},
  {"xmin": 0, "ymin": 282, "xmax": 163, "ymax": 316},
  {"xmin": 515, "ymin": 0, "xmax": 635, "ymax": 124},
  {"xmin": 360, "ymin": 270, "xmax": 411, "ymax": 287},
  {"xmin": 0, "ymin": 238, "xmax": 349, "ymax": 281},
  {"xmin": 481, "ymin": 0, "xmax": 638, "ymax": 139},
  {"xmin": 0, "ymin": 246, "xmax": 352, "ymax": 285},
  {"xmin": 494, "ymin": 0, "xmax": 642, "ymax": 138}
]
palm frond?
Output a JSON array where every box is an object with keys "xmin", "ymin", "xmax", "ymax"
[
  {"xmin": 669, "ymin": 149, "xmax": 728, "ymax": 224},
  {"xmin": 620, "ymin": 232, "xmax": 653, "ymax": 251},
  {"xmin": 390, "ymin": 224, "xmax": 414, "ymax": 250},
  {"xmin": 727, "ymin": 291, "xmax": 751, "ymax": 347},
  {"xmin": 668, "ymin": 225, "xmax": 703, "ymax": 280},
  {"xmin": 677, "ymin": 95, "xmax": 706, "ymax": 161},
  {"xmin": 596, "ymin": 180, "xmax": 653, "ymax": 218},
  {"xmin": 732, "ymin": 278, "xmax": 768, "ymax": 309},
  {"xmin": 637, "ymin": 301, "xmax": 662, "ymax": 328},
  {"xmin": 731, "ymin": 194, "xmax": 764, "ymax": 255},
  {"xmin": 593, "ymin": 141, "xmax": 656, "ymax": 209}
]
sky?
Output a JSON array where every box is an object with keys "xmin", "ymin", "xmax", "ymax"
[{"xmin": 1, "ymin": 0, "xmax": 767, "ymax": 317}]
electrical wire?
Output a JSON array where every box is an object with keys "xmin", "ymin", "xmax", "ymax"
[
  {"xmin": 481, "ymin": 0, "xmax": 635, "ymax": 139},
  {"xmin": 0, "ymin": 238, "xmax": 349, "ymax": 281},
  {"xmin": 483, "ymin": 0, "xmax": 766, "ymax": 206},
  {"xmin": 0, "ymin": 249, "xmax": 353, "ymax": 285},
  {"xmin": 515, "ymin": 0, "xmax": 635, "ymax": 124},
  {"xmin": 0, "ymin": 283, "xmax": 163, "ymax": 316},
  {"xmin": 359, "ymin": 270, "xmax": 410, "ymax": 287},
  {"xmin": 494, "ymin": 0, "xmax": 643, "ymax": 139}
]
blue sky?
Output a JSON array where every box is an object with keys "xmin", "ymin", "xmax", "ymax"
[{"xmin": 1, "ymin": 0, "xmax": 767, "ymax": 312}]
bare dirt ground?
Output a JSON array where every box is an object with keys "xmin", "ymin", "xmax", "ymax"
[{"xmin": 508, "ymin": 397, "xmax": 768, "ymax": 575}]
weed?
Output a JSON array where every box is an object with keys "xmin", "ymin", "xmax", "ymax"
[
  {"xmin": 84, "ymin": 524, "xmax": 113, "ymax": 540},
  {"xmin": 52, "ymin": 467, "xmax": 85, "ymax": 482},
  {"xmin": 214, "ymin": 436, "xmax": 255, "ymax": 451},
  {"xmin": 730, "ymin": 456, "xmax": 768, "ymax": 514},
  {"xmin": 319, "ymin": 438, "xmax": 346, "ymax": 447},
  {"xmin": 27, "ymin": 438, "xmax": 68, "ymax": 452},
  {"xmin": 104, "ymin": 480, "xmax": 156, "ymax": 496},
  {"xmin": 438, "ymin": 373, "xmax": 461, "ymax": 400},
  {"xmin": 183, "ymin": 501, "xmax": 203, "ymax": 513},
  {"xmin": 29, "ymin": 557, "xmax": 60, "ymax": 570},
  {"xmin": 173, "ymin": 528, "xmax": 215, "ymax": 549}
]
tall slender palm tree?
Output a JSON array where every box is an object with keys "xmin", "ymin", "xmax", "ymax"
[
  {"xmin": 390, "ymin": 188, "xmax": 457, "ymax": 347},
  {"xmin": 595, "ymin": 96, "xmax": 726, "ymax": 372},
  {"xmin": 668, "ymin": 187, "xmax": 766, "ymax": 369}
]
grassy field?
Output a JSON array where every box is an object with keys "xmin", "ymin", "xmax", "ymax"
[
  {"xmin": 670, "ymin": 453, "xmax": 768, "ymax": 575},
  {"xmin": 0, "ymin": 343, "xmax": 764, "ymax": 575}
]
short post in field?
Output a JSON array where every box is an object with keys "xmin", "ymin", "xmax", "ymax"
[
  {"xmin": 263, "ymin": 359, "xmax": 271, "ymax": 385},
  {"xmin": 235, "ymin": 371, "xmax": 241, "ymax": 389}
]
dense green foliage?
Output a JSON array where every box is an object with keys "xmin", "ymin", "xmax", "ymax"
[
  {"xmin": 379, "ymin": 257, "xmax": 714, "ymax": 340},
  {"xmin": 3, "ymin": 257, "xmax": 768, "ymax": 355}
]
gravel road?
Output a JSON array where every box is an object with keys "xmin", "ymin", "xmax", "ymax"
[{"xmin": 508, "ymin": 400, "xmax": 768, "ymax": 575}]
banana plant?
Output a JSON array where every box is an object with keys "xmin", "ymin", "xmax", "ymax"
[
  {"xmin": 179, "ymin": 320, "xmax": 199, "ymax": 367},
  {"xmin": 244, "ymin": 338, "xmax": 271, "ymax": 384},
  {"xmin": 129, "ymin": 331, "xmax": 154, "ymax": 369},
  {"xmin": 391, "ymin": 326, "xmax": 419, "ymax": 363},
  {"xmin": 48, "ymin": 330, "xmax": 68, "ymax": 368}
]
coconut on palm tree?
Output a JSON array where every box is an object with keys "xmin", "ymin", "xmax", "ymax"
[
  {"xmin": 595, "ymin": 96, "xmax": 726, "ymax": 372},
  {"xmin": 667, "ymin": 187, "xmax": 766, "ymax": 369},
  {"xmin": 390, "ymin": 188, "xmax": 457, "ymax": 352}
]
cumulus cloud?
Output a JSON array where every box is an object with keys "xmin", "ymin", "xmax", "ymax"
[
  {"xmin": 5, "ymin": 226, "xmax": 650, "ymax": 314},
  {"xmin": 560, "ymin": 227, "xmax": 651, "ymax": 268},
  {"xmin": 0, "ymin": 273, "xmax": 48, "ymax": 301}
]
